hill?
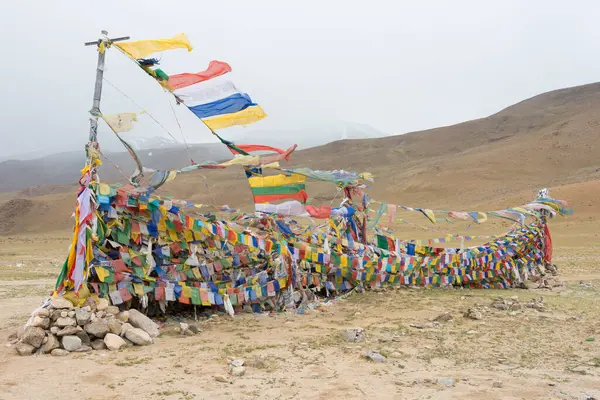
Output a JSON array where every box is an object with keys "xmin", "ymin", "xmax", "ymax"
[{"xmin": 1, "ymin": 82, "xmax": 599, "ymax": 239}]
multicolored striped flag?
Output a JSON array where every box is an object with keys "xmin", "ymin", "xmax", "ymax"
[{"xmin": 169, "ymin": 61, "xmax": 266, "ymax": 130}]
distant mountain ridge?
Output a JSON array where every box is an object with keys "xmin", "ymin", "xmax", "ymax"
[{"xmin": 0, "ymin": 121, "xmax": 386, "ymax": 192}]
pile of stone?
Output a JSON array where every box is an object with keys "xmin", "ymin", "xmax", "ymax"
[{"xmin": 9, "ymin": 296, "xmax": 160, "ymax": 356}]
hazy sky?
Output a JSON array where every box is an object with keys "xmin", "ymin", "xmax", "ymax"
[{"xmin": 1, "ymin": 0, "xmax": 600, "ymax": 158}]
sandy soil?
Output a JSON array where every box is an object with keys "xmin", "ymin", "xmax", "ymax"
[{"xmin": 0, "ymin": 234, "xmax": 599, "ymax": 400}]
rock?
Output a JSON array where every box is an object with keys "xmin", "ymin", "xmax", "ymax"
[
  {"xmin": 43, "ymin": 334, "xmax": 60, "ymax": 354},
  {"xmin": 466, "ymin": 330, "xmax": 478, "ymax": 335},
  {"xmin": 73, "ymin": 345, "xmax": 92, "ymax": 352},
  {"xmin": 22, "ymin": 326, "xmax": 45, "ymax": 348},
  {"xmin": 61, "ymin": 335, "xmax": 82, "ymax": 351},
  {"xmin": 230, "ymin": 366, "xmax": 246, "ymax": 377},
  {"xmin": 31, "ymin": 316, "xmax": 50, "ymax": 329},
  {"xmin": 91, "ymin": 339, "xmax": 107, "ymax": 350},
  {"xmin": 56, "ymin": 317, "xmax": 76, "ymax": 328},
  {"xmin": 76, "ymin": 331, "xmax": 91, "ymax": 346},
  {"xmin": 188, "ymin": 324, "xmax": 200, "ymax": 334},
  {"xmin": 364, "ymin": 350, "xmax": 387, "ymax": 363},
  {"xmin": 85, "ymin": 320, "xmax": 110, "ymax": 338},
  {"xmin": 97, "ymin": 298, "xmax": 109, "ymax": 311},
  {"xmin": 106, "ymin": 306, "xmax": 119, "ymax": 315},
  {"xmin": 120, "ymin": 323, "xmax": 133, "ymax": 337},
  {"xmin": 214, "ymin": 375, "xmax": 230, "ymax": 383},
  {"xmin": 50, "ymin": 327, "xmax": 59, "ymax": 334},
  {"xmin": 438, "ymin": 378, "xmax": 456, "ymax": 387},
  {"xmin": 36, "ymin": 309, "xmax": 50, "ymax": 318},
  {"xmin": 75, "ymin": 308, "xmax": 91, "ymax": 326},
  {"xmin": 343, "ymin": 327, "xmax": 365, "ymax": 343},
  {"xmin": 180, "ymin": 322, "xmax": 190, "ymax": 335},
  {"xmin": 15, "ymin": 342, "xmax": 36, "ymax": 356},
  {"xmin": 50, "ymin": 297, "xmax": 73, "ymax": 309},
  {"xmin": 96, "ymin": 311, "xmax": 106, "ymax": 319},
  {"xmin": 433, "ymin": 312, "xmax": 453, "ymax": 322},
  {"xmin": 60, "ymin": 311, "xmax": 68, "ymax": 318},
  {"xmin": 50, "ymin": 310, "xmax": 62, "ymax": 322},
  {"xmin": 230, "ymin": 359, "xmax": 244, "ymax": 367},
  {"xmin": 104, "ymin": 333, "xmax": 127, "ymax": 351},
  {"xmin": 67, "ymin": 311, "xmax": 75, "ymax": 318},
  {"xmin": 84, "ymin": 298, "xmax": 97, "ymax": 312},
  {"xmin": 128, "ymin": 309, "xmax": 159, "ymax": 338},
  {"xmin": 493, "ymin": 381, "xmax": 504, "ymax": 388},
  {"xmin": 51, "ymin": 349, "xmax": 70, "ymax": 357},
  {"xmin": 464, "ymin": 308, "xmax": 483, "ymax": 320},
  {"xmin": 108, "ymin": 319, "xmax": 123, "ymax": 335},
  {"xmin": 125, "ymin": 327, "xmax": 153, "ymax": 346},
  {"xmin": 56, "ymin": 326, "xmax": 80, "ymax": 336},
  {"xmin": 123, "ymin": 338, "xmax": 134, "ymax": 347},
  {"xmin": 116, "ymin": 311, "xmax": 129, "ymax": 322}
]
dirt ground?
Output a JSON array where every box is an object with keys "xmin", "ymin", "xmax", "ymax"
[{"xmin": 0, "ymin": 233, "xmax": 599, "ymax": 400}]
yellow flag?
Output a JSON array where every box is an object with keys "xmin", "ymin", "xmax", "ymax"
[
  {"xmin": 115, "ymin": 33, "xmax": 193, "ymax": 59},
  {"xmin": 248, "ymin": 174, "xmax": 305, "ymax": 188},
  {"xmin": 204, "ymin": 105, "xmax": 267, "ymax": 130}
]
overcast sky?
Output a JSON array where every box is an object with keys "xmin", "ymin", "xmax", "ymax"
[{"xmin": 1, "ymin": 0, "xmax": 600, "ymax": 158}]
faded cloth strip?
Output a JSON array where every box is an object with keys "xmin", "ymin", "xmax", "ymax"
[{"xmin": 168, "ymin": 61, "xmax": 232, "ymax": 90}]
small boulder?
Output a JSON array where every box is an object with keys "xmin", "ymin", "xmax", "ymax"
[
  {"xmin": 50, "ymin": 297, "xmax": 73, "ymax": 309},
  {"xmin": 116, "ymin": 311, "xmax": 129, "ymax": 322},
  {"xmin": 108, "ymin": 319, "xmax": 123, "ymax": 335},
  {"xmin": 180, "ymin": 322, "xmax": 190, "ymax": 335},
  {"xmin": 433, "ymin": 312, "xmax": 453, "ymax": 323},
  {"xmin": 230, "ymin": 366, "xmax": 246, "ymax": 377},
  {"xmin": 50, "ymin": 310, "xmax": 62, "ymax": 322},
  {"xmin": 91, "ymin": 339, "xmax": 107, "ymax": 350},
  {"xmin": 125, "ymin": 327, "xmax": 153, "ymax": 346},
  {"xmin": 60, "ymin": 311, "xmax": 68, "ymax": 318},
  {"xmin": 75, "ymin": 308, "xmax": 91, "ymax": 326},
  {"xmin": 61, "ymin": 335, "xmax": 82, "ymax": 351},
  {"xmin": 188, "ymin": 324, "xmax": 200, "ymax": 334},
  {"xmin": 128, "ymin": 309, "xmax": 159, "ymax": 338},
  {"xmin": 84, "ymin": 298, "xmax": 97, "ymax": 312},
  {"xmin": 104, "ymin": 333, "xmax": 127, "ymax": 351},
  {"xmin": 30, "ymin": 316, "xmax": 50, "ymax": 329},
  {"xmin": 22, "ymin": 326, "xmax": 45, "ymax": 348},
  {"xmin": 56, "ymin": 317, "xmax": 77, "ymax": 328},
  {"xmin": 364, "ymin": 350, "xmax": 387, "ymax": 363},
  {"xmin": 56, "ymin": 326, "xmax": 80, "ymax": 337},
  {"xmin": 96, "ymin": 298, "xmax": 109, "ymax": 311},
  {"xmin": 119, "ymin": 323, "xmax": 133, "ymax": 337},
  {"xmin": 15, "ymin": 342, "xmax": 36, "ymax": 356},
  {"xmin": 76, "ymin": 331, "xmax": 91, "ymax": 346},
  {"xmin": 106, "ymin": 306, "xmax": 119, "ymax": 315},
  {"xmin": 344, "ymin": 327, "xmax": 365, "ymax": 343},
  {"xmin": 36, "ymin": 309, "xmax": 50, "ymax": 318},
  {"xmin": 51, "ymin": 349, "xmax": 70, "ymax": 357},
  {"xmin": 50, "ymin": 327, "xmax": 59, "ymax": 334},
  {"xmin": 85, "ymin": 320, "xmax": 109, "ymax": 338},
  {"xmin": 214, "ymin": 375, "xmax": 230, "ymax": 383},
  {"xmin": 73, "ymin": 345, "xmax": 92, "ymax": 353},
  {"xmin": 96, "ymin": 311, "xmax": 106, "ymax": 319},
  {"xmin": 464, "ymin": 308, "xmax": 483, "ymax": 320},
  {"xmin": 67, "ymin": 311, "xmax": 75, "ymax": 318},
  {"xmin": 42, "ymin": 334, "xmax": 60, "ymax": 354}
]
